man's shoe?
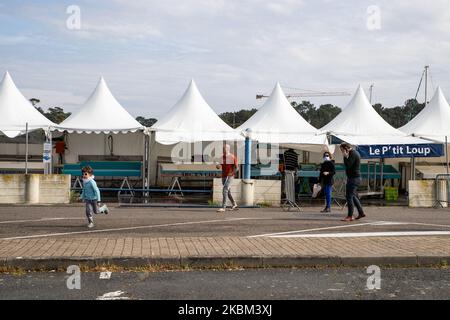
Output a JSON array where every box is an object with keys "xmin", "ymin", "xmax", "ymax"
[
  {"xmin": 355, "ymin": 213, "xmax": 366, "ymax": 220},
  {"xmin": 217, "ymin": 208, "xmax": 226, "ymax": 213},
  {"xmin": 341, "ymin": 216, "xmax": 354, "ymax": 222},
  {"xmin": 229, "ymin": 204, "xmax": 238, "ymax": 211},
  {"xmin": 87, "ymin": 222, "xmax": 94, "ymax": 228},
  {"xmin": 320, "ymin": 207, "xmax": 331, "ymax": 213}
]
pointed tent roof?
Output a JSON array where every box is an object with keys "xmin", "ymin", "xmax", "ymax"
[
  {"xmin": 151, "ymin": 79, "xmax": 242, "ymax": 144},
  {"xmin": 55, "ymin": 77, "xmax": 143, "ymax": 134},
  {"xmin": 399, "ymin": 87, "xmax": 450, "ymax": 142},
  {"xmin": 0, "ymin": 71, "xmax": 55, "ymax": 138},
  {"xmin": 236, "ymin": 82, "xmax": 328, "ymax": 149},
  {"xmin": 321, "ymin": 85, "xmax": 424, "ymax": 145}
]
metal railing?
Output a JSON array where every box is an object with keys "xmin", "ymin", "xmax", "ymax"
[
  {"xmin": 434, "ymin": 174, "xmax": 450, "ymax": 208},
  {"xmin": 281, "ymin": 170, "xmax": 301, "ymax": 211}
]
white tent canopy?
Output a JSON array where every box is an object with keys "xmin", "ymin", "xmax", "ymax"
[
  {"xmin": 321, "ymin": 85, "xmax": 425, "ymax": 145},
  {"xmin": 54, "ymin": 77, "xmax": 143, "ymax": 134},
  {"xmin": 236, "ymin": 82, "xmax": 328, "ymax": 151},
  {"xmin": 399, "ymin": 86, "xmax": 450, "ymax": 143},
  {"xmin": 151, "ymin": 79, "xmax": 242, "ymax": 144},
  {"xmin": 0, "ymin": 71, "xmax": 55, "ymax": 138}
]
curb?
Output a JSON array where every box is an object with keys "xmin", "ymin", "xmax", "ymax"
[{"xmin": 1, "ymin": 255, "xmax": 449, "ymax": 270}]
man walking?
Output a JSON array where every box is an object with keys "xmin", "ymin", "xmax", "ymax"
[
  {"xmin": 217, "ymin": 144, "xmax": 238, "ymax": 212},
  {"xmin": 340, "ymin": 142, "xmax": 365, "ymax": 222}
]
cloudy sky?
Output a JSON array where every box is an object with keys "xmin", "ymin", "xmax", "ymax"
[{"xmin": 0, "ymin": 0, "xmax": 449, "ymax": 119}]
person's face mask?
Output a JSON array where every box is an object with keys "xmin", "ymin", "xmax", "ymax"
[
  {"xmin": 82, "ymin": 173, "xmax": 91, "ymax": 183},
  {"xmin": 323, "ymin": 156, "xmax": 330, "ymax": 161}
]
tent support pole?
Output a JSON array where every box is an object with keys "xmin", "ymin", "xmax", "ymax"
[
  {"xmin": 146, "ymin": 131, "xmax": 153, "ymax": 201},
  {"xmin": 242, "ymin": 128, "xmax": 254, "ymax": 206},
  {"xmin": 144, "ymin": 132, "xmax": 150, "ymax": 201},
  {"xmin": 411, "ymin": 157, "xmax": 416, "ymax": 181},
  {"xmin": 446, "ymin": 136, "xmax": 449, "ymax": 175},
  {"xmin": 48, "ymin": 130, "xmax": 52, "ymax": 174},
  {"xmin": 25, "ymin": 122, "xmax": 28, "ymax": 175},
  {"xmin": 380, "ymin": 158, "xmax": 384, "ymax": 196}
]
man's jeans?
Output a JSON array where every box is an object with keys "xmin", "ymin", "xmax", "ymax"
[
  {"xmin": 222, "ymin": 176, "xmax": 236, "ymax": 209},
  {"xmin": 346, "ymin": 177, "xmax": 364, "ymax": 217}
]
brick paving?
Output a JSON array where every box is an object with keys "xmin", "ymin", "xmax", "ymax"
[
  {"xmin": 1, "ymin": 206, "xmax": 450, "ymax": 268},
  {"xmin": 1, "ymin": 236, "xmax": 450, "ymax": 268}
]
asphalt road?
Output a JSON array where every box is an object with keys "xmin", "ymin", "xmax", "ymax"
[
  {"xmin": 1, "ymin": 205, "xmax": 450, "ymax": 240},
  {"xmin": 0, "ymin": 267, "xmax": 449, "ymax": 300}
]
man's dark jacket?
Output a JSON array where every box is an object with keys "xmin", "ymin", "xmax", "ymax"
[{"xmin": 344, "ymin": 149, "xmax": 361, "ymax": 178}]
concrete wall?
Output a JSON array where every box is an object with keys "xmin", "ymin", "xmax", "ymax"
[
  {"xmin": 39, "ymin": 174, "xmax": 71, "ymax": 204},
  {"xmin": 0, "ymin": 174, "xmax": 26, "ymax": 203},
  {"xmin": 0, "ymin": 174, "xmax": 70, "ymax": 204},
  {"xmin": 213, "ymin": 178, "xmax": 281, "ymax": 206},
  {"xmin": 408, "ymin": 180, "xmax": 448, "ymax": 208}
]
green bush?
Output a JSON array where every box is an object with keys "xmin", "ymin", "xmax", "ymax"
[
  {"xmin": 70, "ymin": 191, "xmax": 81, "ymax": 203},
  {"xmin": 257, "ymin": 201, "xmax": 272, "ymax": 208},
  {"xmin": 384, "ymin": 187, "xmax": 398, "ymax": 201},
  {"xmin": 208, "ymin": 200, "xmax": 220, "ymax": 206}
]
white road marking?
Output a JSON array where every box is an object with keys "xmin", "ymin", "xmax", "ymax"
[
  {"xmin": 407, "ymin": 222, "xmax": 450, "ymax": 229},
  {"xmin": 248, "ymin": 222, "xmax": 381, "ymax": 238},
  {"xmin": 268, "ymin": 231, "xmax": 450, "ymax": 238},
  {"xmin": 368, "ymin": 221, "xmax": 408, "ymax": 226},
  {"xmin": 96, "ymin": 290, "xmax": 129, "ymax": 300},
  {"xmin": 99, "ymin": 271, "xmax": 112, "ymax": 279},
  {"xmin": 249, "ymin": 220, "xmax": 450, "ymax": 238},
  {"xmin": 0, "ymin": 217, "xmax": 83, "ymax": 224},
  {"xmin": 0, "ymin": 217, "xmax": 261, "ymax": 240}
]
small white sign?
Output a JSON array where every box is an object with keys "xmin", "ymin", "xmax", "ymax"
[
  {"xmin": 43, "ymin": 142, "xmax": 52, "ymax": 163},
  {"xmin": 43, "ymin": 142, "xmax": 52, "ymax": 152}
]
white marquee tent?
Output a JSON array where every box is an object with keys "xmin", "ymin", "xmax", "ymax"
[
  {"xmin": 321, "ymin": 85, "xmax": 425, "ymax": 145},
  {"xmin": 150, "ymin": 79, "xmax": 242, "ymax": 144},
  {"xmin": 54, "ymin": 77, "xmax": 143, "ymax": 133},
  {"xmin": 0, "ymin": 71, "xmax": 55, "ymax": 138},
  {"xmin": 399, "ymin": 86, "xmax": 450, "ymax": 143},
  {"xmin": 50, "ymin": 77, "xmax": 147, "ymax": 177},
  {"xmin": 236, "ymin": 82, "xmax": 328, "ymax": 152}
]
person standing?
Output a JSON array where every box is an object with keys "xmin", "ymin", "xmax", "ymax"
[
  {"xmin": 340, "ymin": 143, "xmax": 365, "ymax": 221},
  {"xmin": 319, "ymin": 151, "xmax": 335, "ymax": 213},
  {"xmin": 217, "ymin": 144, "xmax": 238, "ymax": 212},
  {"xmin": 283, "ymin": 148, "xmax": 299, "ymax": 172},
  {"xmin": 54, "ymin": 139, "xmax": 67, "ymax": 165},
  {"xmin": 282, "ymin": 148, "xmax": 299, "ymax": 202}
]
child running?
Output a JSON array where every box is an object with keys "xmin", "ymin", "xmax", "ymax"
[{"xmin": 80, "ymin": 166, "xmax": 108, "ymax": 228}]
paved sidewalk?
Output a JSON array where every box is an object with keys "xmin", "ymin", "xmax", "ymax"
[
  {"xmin": 1, "ymin": 236, "xmax": 450, "ymax": 269},
  {"xmin": 1, "ymin": 206, "xmax": 450, "ymax": 269}
]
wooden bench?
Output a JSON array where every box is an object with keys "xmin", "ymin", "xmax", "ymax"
[
  {"xmin": 63, "ymin": 161, "xmax": 142, "ymax": 195},
  {"xmin": 159, "ymin": 163, "xmax": 220, "ymax": 196}
]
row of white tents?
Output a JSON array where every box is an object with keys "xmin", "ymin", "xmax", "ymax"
[{"xmin": 1, "ymin": 71, "xmax": 449, "ymax": 151}]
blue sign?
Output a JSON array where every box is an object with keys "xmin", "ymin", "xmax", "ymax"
[{"xmin": 357, "ymin": 144, "xmax": 444, "ymax": 159}]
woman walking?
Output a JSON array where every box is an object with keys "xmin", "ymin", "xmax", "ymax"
[{"xmin": 319, "ymin": 151, "xmax": 336, "ymax": 213}]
